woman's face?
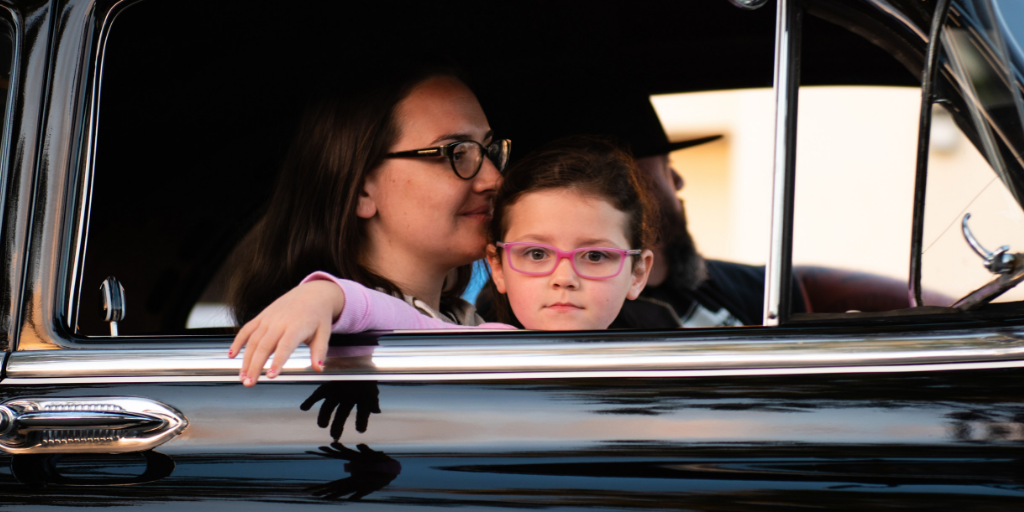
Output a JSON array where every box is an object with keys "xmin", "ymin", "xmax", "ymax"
[
  {"xmin": 487, "ymin": 188, "xmax": 654, "ymax": 330},
  {"xmin": 359, "ymin": 76, "xmax": 501, "ymax": 276}
]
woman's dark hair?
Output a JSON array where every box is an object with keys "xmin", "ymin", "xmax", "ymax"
[
  {"xmin": 485, "ymin": 135, "xmax": 658, "ymax": 324},
  {"xmin": 230, "ymin": 64, "xmax": 472, "ymax": 324}
]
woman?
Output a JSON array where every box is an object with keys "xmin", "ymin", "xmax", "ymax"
[{"xmin": 230, "ymin": 64, "xmax": 508, "ymax": 385}]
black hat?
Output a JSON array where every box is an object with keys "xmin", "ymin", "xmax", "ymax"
[
  {"xmin": 488, "ymin": 68, "xmax": 722, "ymax": 159},
  {"xmin": 597, "ymin": 89, "xmax": 722, "ymax": 159},
  {"xmin": 644, "ymin": 134, "xmax": 724, "ymax": 159}
]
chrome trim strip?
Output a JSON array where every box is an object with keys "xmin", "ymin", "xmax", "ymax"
[
  {"xmin": 866, "ymin": 0, "xmax": 928, "ymax": 41},
  {"xmin": 0, "ymin": 4, "xmax": 23, "ymax": 242},
  {"xmin": 764, "ymin": 0, "xmax": 800, "ymax": 326},
  {"xmin": 908, "ymin": 0, "xmax": 953, "ymax": 308},
  {"xmin": 5, "ymin": 360, "xmax": 1024, "ymax": 385},
  {"xmin": 6, "ymin": 332, "xmax": 1024, "ymax": 381},
  {"xmin": 941, "ymin": 28, "xmax": 1013, "ymax": 192},
  {"xmin": 2, "ymin": 2, "xmax": 30, "ymax": 351}
]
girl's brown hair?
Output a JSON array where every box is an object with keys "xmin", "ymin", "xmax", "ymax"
[
  {"xmin": 486, "ymin": 135, "xmax": 658, "ymax": 324},
  {"xmin": 230, "ymin": 65, "xmax": 472, "ymax": 324}
]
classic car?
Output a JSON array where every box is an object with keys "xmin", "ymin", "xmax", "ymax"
[{"xmin": 0, "ymin": 0, "xmax": 1022, "ymax": 509}]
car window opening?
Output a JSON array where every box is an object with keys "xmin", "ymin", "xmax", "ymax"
[{"xmin": 71, "ymin": 0, "xmax": 1024, "ymax": 338}]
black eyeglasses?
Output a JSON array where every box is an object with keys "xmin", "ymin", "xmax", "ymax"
[{"xmin": 387, "ymin": 139, "xmax": 511, "ymax": 180}]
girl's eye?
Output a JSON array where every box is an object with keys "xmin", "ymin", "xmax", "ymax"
[
  {"xmin": 582, "ymin": 250, "xmax": 609, "ymax": 263},
  {"xmin": 527, "ymin": 249, "xmax": 548, "ymax": 260}
]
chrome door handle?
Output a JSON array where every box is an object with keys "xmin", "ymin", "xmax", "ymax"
[{"xmin": 0, "ymin": 397, "xmax": 187, "ymax": 454}]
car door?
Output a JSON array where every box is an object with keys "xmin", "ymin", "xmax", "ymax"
[{"xmin": 1, "ymin": 0, "xmax": 1022, "ymax": 509}]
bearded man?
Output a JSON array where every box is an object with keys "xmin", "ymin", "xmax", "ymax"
[{"xmin": 627, "ymin": 143, "xmax": 807, "ymax": 328}]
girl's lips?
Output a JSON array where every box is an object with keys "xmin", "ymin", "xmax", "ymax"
[{"xmin": 545, "ymin": 302, "xmax": 583, "ymax": 312}]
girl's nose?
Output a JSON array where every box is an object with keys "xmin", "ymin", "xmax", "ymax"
[{"xmin": 549, "ymin": 257, "xmax": 580, "ymax": 289}]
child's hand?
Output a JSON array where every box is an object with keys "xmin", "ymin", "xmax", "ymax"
[{"xmin": 229, "ymin": 280, "xmax": 346, "ymax": 387}]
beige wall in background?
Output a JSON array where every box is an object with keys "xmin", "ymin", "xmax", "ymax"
[
  {"xmin": 670, "ymin": 138, "xmax": 731, "ymax": 258},
  {"xmin": 653, "ymin": 86, "xmax": 1024, "ymax": 303}
]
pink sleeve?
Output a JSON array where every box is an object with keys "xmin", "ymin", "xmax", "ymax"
[{"xmin": 301, "ymin": 271, "xmax": 516, "ymax": 333}]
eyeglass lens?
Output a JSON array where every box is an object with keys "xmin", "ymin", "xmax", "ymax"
[
  {"xmin": 452, "ymin": 141, "xmax": 509, "ymax": 178},
  {"xmin": 488, "ymin": 140, "xmax": 510, "ymax": 173},
  {"xmin": 507, "ymin": 245, "xmax": 626, "ymax": 278},
  {"xmin": 451, "ymin": 142, "xmax": 482, "ymax": 178}
]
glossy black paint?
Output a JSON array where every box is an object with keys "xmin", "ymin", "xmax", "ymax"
[{"xmin": 0, "ymin": 368, "xmax": 1021, "ymax": 508}]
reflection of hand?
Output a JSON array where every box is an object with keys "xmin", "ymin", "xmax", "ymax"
[
  {"xmin": 300, "ymin": 381, "xmax": 380, "ymax": 441},
  {"xmin": 306, "ymin": 443, "xmax": 401, "ymax": 501}
]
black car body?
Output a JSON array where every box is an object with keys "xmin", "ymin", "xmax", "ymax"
[{"xmin": 0, "ymin": 0, "xmax": 1022, "ymax": 509}]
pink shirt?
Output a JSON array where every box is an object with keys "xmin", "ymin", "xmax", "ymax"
[{"xmin": 302, "ymin": 271, "xmax": 516, "ymax": 333}]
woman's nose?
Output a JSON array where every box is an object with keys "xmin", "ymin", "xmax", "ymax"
[
  {"xmin": 549, "ymin": 258, "xmax": 579, "ymax": 289},
  {"xmin": 473, "ymin": 156, "xmax": 502, "ymax": 192}
]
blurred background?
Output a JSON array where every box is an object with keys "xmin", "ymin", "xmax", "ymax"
[{"xmin": 656, "ymin": 85, "xmax": 1024, "ymax": 304}]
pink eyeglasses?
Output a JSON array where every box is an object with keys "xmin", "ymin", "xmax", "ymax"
[{"xmin": 496, "ymin": 242, "xmax": 641, "ymax": 280}]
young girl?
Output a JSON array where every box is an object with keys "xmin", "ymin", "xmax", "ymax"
[{"xmin": 230, "ymin": 136, "xmax": 657, "ymax": 386}]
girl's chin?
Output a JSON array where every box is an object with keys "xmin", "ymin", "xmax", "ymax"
[{"xmin": 522, "ymin": 317, "xmax": 604, "ymax": 331}]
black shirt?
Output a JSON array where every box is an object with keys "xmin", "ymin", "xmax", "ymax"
[{"xmin": 635, "ymin": 259, "xmax": 807, "ymax": 327}]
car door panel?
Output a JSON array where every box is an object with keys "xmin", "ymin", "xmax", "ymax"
[{"xmin": 0, "ymin": 368, "xmax": 1021, "ymax": 508}]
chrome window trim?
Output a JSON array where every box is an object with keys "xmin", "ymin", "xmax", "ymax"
[
  {"xmin": 940, "ymin": 23, "xmax": 1014, "ymax": 190},
  {"xmin": 5, "ymin": 330, "xmax": 1024, "ymax": 383},
  {"xmin": 763, "ymin": 0, "xmax": 800, "ymax": 326},
  {"xmin": 909, "ymin": 0, "xmax": 953, "ymax": 308},
  {"xmin": 0, "ymin": 5, "xmax": 22, "ymax": 244},
  {"xmin": 865, "ymin": 0, "xmax": 928, "ymax": 41},
  {"xmin": 0, "ymin": 4, "xmax": 24, "ymax": 349},
  {"xmin": 66, "ymin": 0, "xmax": 140, "ymax": 333},
  {"xmin": 7, "ymin": 361, "xmax": 1024, "ymax": 385}
]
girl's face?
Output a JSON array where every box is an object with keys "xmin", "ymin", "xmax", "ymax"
[
  {"xmin": 487, "ymin": 188, "xmax": 654, "ymax": 330},
  {"xmin": 359, "ymin": 76, "xmax": 501, "ymax": 275}
]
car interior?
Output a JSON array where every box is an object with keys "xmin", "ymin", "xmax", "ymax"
[{"xmin": 72, "ymin": 0, "xmax": 1022, "ymax": 336}]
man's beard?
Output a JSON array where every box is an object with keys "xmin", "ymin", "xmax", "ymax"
[{"xmin": 658, "ymin": 197, "xmax": 707, "ymax": 291}]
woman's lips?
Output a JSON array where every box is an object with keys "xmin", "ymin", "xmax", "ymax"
[{"xmin": 459, "ymin": 205, "xmax": 491, "ymax": 221}]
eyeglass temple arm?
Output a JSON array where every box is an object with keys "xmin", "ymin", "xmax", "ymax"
[{"xmin": 387, "ymin": 147, "xmax": 445, "ymax": 157}]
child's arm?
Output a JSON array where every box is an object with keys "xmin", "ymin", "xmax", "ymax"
[
  {"xmin": 230, "ymin": 271, "xmax": 514, "ymax": 387},
  {"xmin": 311, "ymin": 272, "xmax": 491, "ymax": 332}
]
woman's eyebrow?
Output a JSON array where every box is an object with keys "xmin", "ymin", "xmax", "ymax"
[{"xmin": 430, "ymin": 129, "xmax": 494, "ymax": 145}]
